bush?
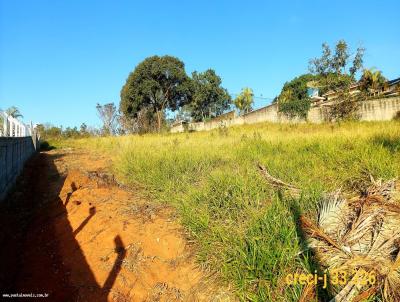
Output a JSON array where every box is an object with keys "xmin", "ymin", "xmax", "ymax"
[
  {"xmin": 278, "ymin": 97, "xmax": 311, "ymax": 120},
  {"xmin": 40, "ymin": 140, "xmax": 55, "ymax": 151}
]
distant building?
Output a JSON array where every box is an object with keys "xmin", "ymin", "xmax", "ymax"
[
  {"xmin": 308, "ymin": 87, "xmax": 325, "ymax": 105},
  {"xmin": 387, "ymin": 77, "xmax": 400, "ymax": 93},
  {"xmin": 309, "ymin": 77, "xmax": 400, "ymax": 105}
]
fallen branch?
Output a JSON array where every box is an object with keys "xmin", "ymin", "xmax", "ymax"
[{"xmin": 257, "ymin": 163, "xmax": 302, "ymax": 197}]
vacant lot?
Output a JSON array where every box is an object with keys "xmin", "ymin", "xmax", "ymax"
[{"xmin": 57, "ymin": 121, "xmax": 400, "ymax": 301}]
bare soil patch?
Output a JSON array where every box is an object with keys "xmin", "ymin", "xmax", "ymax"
[{"xmin": 0, "ymin": 148, "xmax": 232, "ymax": 301}]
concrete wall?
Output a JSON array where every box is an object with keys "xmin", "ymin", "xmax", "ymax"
[
  {"xmin": 210, "ymin": 110, "xmax": 236, "ymax": 122},
  {"xmin": 170, "ymin": 123, "xmax": 186, "ymax": 133},
  {"xmin": 170, "ymin": 96, "xmax": 400, "ymax": 133},
  {"xmin": 359, "ymin": 96, "xmax": 400, "ymax": 121},
  {"xmin": 0, "ymin": 137, "xmax": 38, "ymax": 201},
  {"xmin": 243, "ymin": 103, "xmax": 279, "ymax": 123}
]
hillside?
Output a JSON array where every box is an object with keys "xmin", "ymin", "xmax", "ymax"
[{"xmin": 60, "ymin": 121, "xmax": 400, "ymax": 301}]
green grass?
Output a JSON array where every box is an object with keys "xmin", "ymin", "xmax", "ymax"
[{"xmin": 65, "ymin": 121, "xmax": 400, "ymax": 301}]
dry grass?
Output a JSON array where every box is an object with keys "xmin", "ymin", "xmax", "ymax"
[{"xmin": 54, "ymin": 120, "xmax": 400, "ymax": 301}]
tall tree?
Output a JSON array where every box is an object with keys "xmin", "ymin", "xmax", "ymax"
[
  {"xmin": 6, "ymin": 106, "xmax": 23, "ymax": 119},
  {"xmin": 234, "ymin": 87, "xmax": 254, "ymax": 114},
  {"xmin": 309, "ymin": 40, "xmax": 366, "ymax": 120},
  {"xmin": 96, "ymin": 103, "xmax": 118, "ymax": 135},
  {"xmin": 332, "ymin": 40, "xmax": 350, "ymax": 74},
  {"xmin": 309, "ymin": 40, "xmax": 365, "ymax": 92},
  {"xmin": 188, "ymin": 69, "xmax": 231, "ymax": 121},
  {"xmin": 349, "ymin": 47, "xmax": 365, "ymax": 77},
  {"xmin": 120, "ymin": 55, "xmax": 192, "ymax": 132}
]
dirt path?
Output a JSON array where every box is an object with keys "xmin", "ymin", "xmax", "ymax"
[{"xmin": 0, "ymin": 148, "xmax": 232, "ymax": 302}]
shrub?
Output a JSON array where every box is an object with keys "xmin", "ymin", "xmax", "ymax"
[
  {"xmin": 279, "ymin": 97, "xmax": 311, "ymax": 120},
  {"xmin": 39, "ymin": 140, "xmax": 55, "ymax": 151}
]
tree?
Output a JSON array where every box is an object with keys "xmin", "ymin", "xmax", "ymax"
[
  {"xmin": 331, "ymin": 40, "xmax": 350, "ymax": 74},
  {"xmin": 37, "ymin": 124, "xmax": 63, "ymax": 140},
  {"xmin": 188, "ymin": 69, "xmax": 231, "ymax": 121},
  {"xmin": 120, "ymin": 107, "xmax": 159, "ymax": 134},
  {"xmin": 277, "ymin": 74, "xmax": 317, "ymax": 119},
  {"xmin": 79, "ymin": 123, "xmax": 89, "ymax": 136},
  {"xmin": 6, "ymin": 106, "xmax": 23, "ymax": 119},
  {"xmin": 359, "ymin": 68, "xmax": 386, "ymax": 96},
  {"xmin": 63, "ymin": 126, "xmax": 80, "ymax": 138},
  {"xmin": 280, "ymin": 74, "xmax": 317, "ymax": 100},
  {"xmin": 309, "ymin": 40, "xmax": 365, "ymax": 79},
  {"xmin": 309, "ymin": 43, "xmax": 332, "ymax": 75},
  {"xmin": 309, "ymin": 40, "xmax": 366, "ymax": 121},
  {"xmin": 120, "ymin": 55, "xmax": 192, "ymax": 132},
  {"xmin": 96, "ymin": 103, "xmax": 119, "ymax": 135},
  {"xmin": 349, "ymin": 47, "xmax": 365, "ymax": 77},
  {"xmin": 325, "ymin": 89, "xmax": 361, "ymax": 121},
  {"xmin": 234, "ymin": 87, "xmax": 254, "ymax": 114}
]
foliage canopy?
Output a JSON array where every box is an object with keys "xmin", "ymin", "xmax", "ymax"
[
  {"xmin": 188, "ymin": 69, "xmax": 231, "ymax": 122},
  {"xmin": 5, "ymin": 106, "xmax": 23, "ymax": 119},
  {"xmin": 120, "ymin": 55, "xmax": 192, "ymax": 131},
  {"xmin": 277, "ymin": 74, "xmax": 317, "ymax": 119},
  {"xmin": 309, "ymin": 40, "xmax": 366, "ymax": 121},
  {"xmin": 359, "ymin": 68, "xmax": 387, "ymax": 94},
  {"xmin": 234, "ymin": 87, "xmax": 254, "ymax": 114}
]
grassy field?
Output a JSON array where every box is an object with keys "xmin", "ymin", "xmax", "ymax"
[{"xmin": 59, "ymin": 121, "xmax": 400, "ymax": 301}]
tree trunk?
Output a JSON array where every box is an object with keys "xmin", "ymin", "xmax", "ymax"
[{"xmin": 156, "ymin": 110, "xmax": 162, "ymax": 132}]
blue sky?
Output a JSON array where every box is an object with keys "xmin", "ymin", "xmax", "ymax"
[{"xmin": 0, "ymin": 0, "xmax": 399, "ymax": 128}]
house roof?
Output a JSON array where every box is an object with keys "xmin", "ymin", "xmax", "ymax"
[
  {"xmin": 322, "ymin": 83, "xmax": 360, "ymax": 97},
  {"xmin": 322, "ymin": 77, "xmax": 399, "ymax": 97},
  {"xmin": 388, "ymin": 77, "xmax": 400, "ymax": 86}
]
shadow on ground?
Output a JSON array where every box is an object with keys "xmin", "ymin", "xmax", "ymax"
[
  {"xmin": 0, "ymin": 152, "xmax": 125, "ymax": 301},
  {"xmin": 282, "ymin": 193, "xmax": 331, "ymax": 301}
]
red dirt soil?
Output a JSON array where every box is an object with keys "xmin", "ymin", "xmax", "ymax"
[{"xmin": 0, "ymin": 149, "xmax": 232, "ymax": 302}]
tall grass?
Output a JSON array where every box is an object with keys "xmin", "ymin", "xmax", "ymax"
[{"xmin": 69, "ymin": 121, "xmax": 400, "ymax": 301}]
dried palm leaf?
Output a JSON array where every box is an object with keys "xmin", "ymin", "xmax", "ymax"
[
  {"xmin": 384, "ymin": 250, "xmax": 400, "ymax": 301},
  {"xmin": 318, "ymin": 191, "xmax": 356, "ymax": 241},
  {"xmin": 300, "ymin": 215, "xmax": 349, "ymax": 255},
  {"xmin": 256, "ymin": 165, "xmax": 400, "ymax": 302}
]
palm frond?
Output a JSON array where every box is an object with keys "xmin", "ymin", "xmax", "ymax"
[
  {"xmin": 256, "ymin": 164, "xmax": 400, "ymax": 301},
  {"xmin": 318, "ymin": 191, "xmax": 353, "ymax": 240}
]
